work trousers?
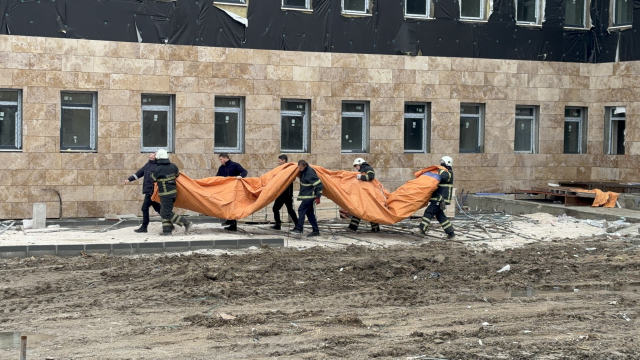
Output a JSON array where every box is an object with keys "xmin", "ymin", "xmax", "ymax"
[
  {"xmin": 141, "ymin": 194, "xmax": 161, "ymax": 229},
  {"xmin": 348, "ymin": 216, "xmax": 380, "ymax": 232},
  {"xmin": 418, "ymin": 201, "xmax": 454, "ymax": 235},
  {"xmin": 273, "ymin": 196, "xmax": 298, "ymax": 225},
  {"xmin": 295, "ymin": 199, "xmax": 318, "ymax": 232},
  {"xmin": 159, "ymin": 194, "xmax": 185, "ymax": 233}
]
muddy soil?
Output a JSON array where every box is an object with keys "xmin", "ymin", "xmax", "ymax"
[{"xmin": 1, "ymin": 236, "xmax": 639, "ymax": 359}]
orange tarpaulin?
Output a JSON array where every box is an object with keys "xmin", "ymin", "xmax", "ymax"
[
  {"xmin": 152, "ymin": 163, "xmax": 442, "ymax": 225},
  {"xmin": 570, "ymin": 188, "xmax": 620, "ymax": 208}
]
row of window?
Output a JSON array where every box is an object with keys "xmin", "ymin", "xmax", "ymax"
[
  {"xmin": 215, "ymin": 0, "xmax": 633, "ymax": 28},
  {"xmin": 0, "ymin": 89, "xmax": 627, "ymax": 155}
]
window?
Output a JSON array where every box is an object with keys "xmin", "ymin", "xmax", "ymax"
[
  {"xmin": 514, "ymin": 106, "xmax": 539, "ymax": 153},
  {"xmin": 605, "ymin": 107, "xmax": 626, "ymax": 155},
  {"xmin": 213, "ymin": 0, "xmax": 246, "ymax": 5},
  {"xmin": 283, "ymin": 0, "xmax": 311, "ymax": 10},
  {"xmin": 60, "ymin": 92, "xmax": 97, "ymax": 151},
  {"xmin": 460, "ymin": 0, "xmax": 484, "ymax": 19},
  {"xmin": 0, "ymin": 90, "xmax": 22, "ymax": 151},
  {"xmin": 341, "ymin": 101, "xmax": 369, "ymax": 153},
  {"xmin": 405, "ymin": 0, "xmax": 430, "ymax": 18},
  {"xmin": 215, "ymin": 97, "xmax": 244, "ymax": 153},
  {"xmin": 564, "ymin": 107, "xmax": 588, "ymax": 154},
  {"xmin": 565, "ymin": 0, "xmax": 587, "ymax": 27},
  {"xmin": 141, "ymin": 94, "xmax": 174, "ymax": 152},
  {"xmin": 404, "ymin": 103, "xmax": 430, "ymax": 153},
  {"xmin": 613, "ymin": 0, "xmax": 633, "ymax": 26},
  {"xmin": 281, "ymin": 100, "xmax": 310, "ymax": 152},
  {"xmin": 516, "ymin": 0, "xmax": 541, "ymax": 24},
  {"xmin": 459, "ymin": 104, "xmax": 484, "ymax": 153},
  {"xmin": 342, "ymin": 0, "xmax": 370, "ymax": 14}
]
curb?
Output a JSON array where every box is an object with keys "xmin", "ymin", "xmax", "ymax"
[
  {"xmin": 42, "ymin": 216, "xmax": 222, "ymax": 229},
  {"xmin": 0, "ymin": 238, "xmax": 284, "ymax": 258}
]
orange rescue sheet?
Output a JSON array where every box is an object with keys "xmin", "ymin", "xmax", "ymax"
[
  {"xmin": 570, "ymin": 188, "xmax": 620, "ymax": 208},
  {"xmin": 152, "ymin": 163, "xmax": 442, "ymax": 225}
]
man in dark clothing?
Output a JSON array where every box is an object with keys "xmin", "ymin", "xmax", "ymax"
[
  {"xmin": 271, "ymin": 154, "xmax": 298, "ymax": 230},
  {"xmin": 291, "ymin": 160, "xmax": 323, "ymax": 237},
  {"xmin": 215, "ymin": 153, "xmax": 248, "ymax": 231},
  {"xmin": 418, "ymin": 156, "xmax": 455, "ymax": 239},
  {"xmin": 151, "ymin": 149, "xmax": 192, "ymax": 236},
  {"xmin": 348, "ymin": 157, "xmax": 380, "ymax": 233},
  {"xmin": 124, "ymin": 152, "xmax": 161, "ymax": 233}
]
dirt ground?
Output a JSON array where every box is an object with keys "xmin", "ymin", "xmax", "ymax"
[{"xmin": 1, "ymin": 229, "xmax": 640, "ymax": 359}]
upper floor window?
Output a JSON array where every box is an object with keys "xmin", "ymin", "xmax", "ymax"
[
  {"xmin": 404, "ymin": 103, "xmax": 430, "ymax": 153},
  {"xmin": 213, "ymin": 0, "xmax": 247, "ymax": 6},
  {"xmin": 459, "ymin": 104, "xmax": 485, "ymax": 153},
  {"xmin": 605, "ymin": 107, "xmax": 626, "ymax": 155},
  {"xmin": 405, "ymin": 0, "xmax": 430, "ymax": 18},
  {"xmin": 565, "ymin": 0, "xmax": 587, "ymax": 27},
  {"xmin": 613, "ymin": 0, "xmax": 633, "ymax": 26},
  {"xmin": 342, "ymin": 0, "xmax": 370, "ymax": 15},
  {"xmin": 564, "ymin": 107, "xmax": 588, "ymax": 154},
  {"xmin": 283, "ymin": 0, "xmax": 311, "ymax": 10},
  {"xmin": 61, "ymin": 92, "xmax": 97, "ymax": 152},
  {"xmin": 215, "ymin": 97, "xmax": 244, "ymax": 153},
  {"xmin": 0, "ymin": 90, "xmax": 22, "ymax": 151},
  {"xmin": 141, "ymin": 94, "xmax": 174, "ymax": 153},
  {"xmin": 516, "ymin": 0, "xmax": 542, "ymax": 24},
  {"xmin": 460, "ymin": 0, "xmax": 485, "ymax": 20},
  {"xmin": 514, "ymin": 106, "xmax": 539, "ymax": 153},
  {"xmin": 281, "ymin": 99, "xmax": 310, "ymax": 153},
  {"xmin": 341, "ymin": 101, "xmax": 369, "ymax": 153}
]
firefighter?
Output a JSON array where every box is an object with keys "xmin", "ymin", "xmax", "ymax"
[
  {"xmin": 271, "ymin": 154, "xmax": 298, "ymax": 230},
  {"xmin": 151, "ymin": 149, "xmax": 192, "ymax": 236},
  {"xmin": 215, "ymin": 153, "xmax": 248, "ymax": 231},
  {"xmin": 291, "ymin": 160, "xmax": 323, "ymax": 237},
  {"xmin": 124, "ymin": 152, "xmax": 161, "ymax": 233},
  {"xmin": 418, "ymin": 156, "xmax": 455, "ymax": 239},
  {"xmin": 348, "ymin": 158, "xmax": 380, "ymax": 233}
]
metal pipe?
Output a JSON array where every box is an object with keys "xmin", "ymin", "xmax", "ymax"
[{"xmin": 20, "ymin": 335, "xmax": 27, "ymax": 360}]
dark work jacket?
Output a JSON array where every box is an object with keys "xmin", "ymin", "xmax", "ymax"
[
  {"xmin": 151, "ymin": 159, "xmax": 180, "ymax": 197},
  {"xmin": 430, "ymin": 166, "xmax": 454, "ymax": 205},
  {"xmin": 297, "ymin": 166, "xmax": 323, "ymax": 201},
  {"xmin": 277, "ymin": 182, "xmax": 294, "ymax": 202},
  {"xmin": 216, "ymin": 160, "xmax": 248, "ymax": 178},
  {"xmin": 357, "ymin": 163, "xmax": 375, "ymax": 181},
  {"xmin": 128, "ymin": 160, "xmax": 158, "ymax": 194}
]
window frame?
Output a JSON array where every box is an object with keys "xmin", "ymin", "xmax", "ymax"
[
  {"xmin": 140, "ymin": 94, "xmax": 175, "ymax": 153},
  {"xmin": 604, "ymin": 106, "xmax": 626, "ymax": 155},
  {"xmin": 282, "ymin": 0, "xmax": 312, "ymax": 11},
  {"xmin": 213, "ymin": 0, "xmax": 247, "ymax": 7},
  {"xmin": 342, "ymin": 0, "xmax": 371, "ymax": 15},
  {"xmin": 564, "ymin": 0, "xmax": 589, "ymax": 28},
  {"xmin": 404, "ymin": 0, "xmax": 432, "ymax": 19},
  {"xmin": 341, "ymin": 101, "xmax": 369, "ymax": 154},
  {"xmin": 514, "ymin": 105, "xmax": 539, "ymax": 154},
  {"xmin": 0, "ymin": 89, "xmax": 22, "ymax": 151},
  {"xmin": 60, "ymin": 91, "xmax": 97, "ymax": 152},
  {"xmin": 280, "ymin": 99, "xmax": 310, "ymax": 153},
  {"xmin": 612, "ymin": 0, "xmax": 633, "ymax": 27},
  {"xmin": 403, "ymin": 102, "xmax": 431, "ymax": 154},
  {"xmin": 459, "ymin": 103, "xmax": 485, "ymax": 154},
  {"xmin": 459, "ymin": 0, "xmax": 485, "ymax": 21},
  {"xmin": 563, "ymin": 106, "xmax": 587, "ymax": 154},
  {"xmin": 515, "ymin": 0, "xmax": 544, "ymax": 25},
  {"xmin": 214, "ymin": 96, "xmax": 245, "ymax": 154}
]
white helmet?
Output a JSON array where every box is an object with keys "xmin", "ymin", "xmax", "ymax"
[
  {"xmin": 440, "ymin": 156, "xmax": 453, "ymax": 167},
  {"xmin": 156, "ymin": 149, "xmax": 169, "ymax": 160},
  {"xmin": 353, "ymin": 158, "xmax": 366, "ymax": 167}
]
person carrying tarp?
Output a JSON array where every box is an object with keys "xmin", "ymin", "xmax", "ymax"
[
  {"xmin": 418, "ymin": 156, "xmax": 455, "ymax": 239},
  {"xmin": 124, "ymin": 152, "xmax": 161, "ymax": 233},
  {"xmin": 151, "ymin": 149, "xmax": 192, "ymax": 236},
  {"xmin": 215, "ymin": 152, "xmax": 248, "ymax": 232},
  {"xmin": 271, "ymin": 154, "xmax": 299, "ymax": 230},
  {"xmin": 291, "ymin": 160, "xmax": 323, "ymax": 237},
  {"xmin": 348, "ymin": 158, "xmax": 380, "ymax": 233}
]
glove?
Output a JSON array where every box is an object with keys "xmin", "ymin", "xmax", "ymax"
[
  {"xmin": 236, "ymin": 176, "xmax": 242, "ymax": 179},
  {"xmin": 356, "ymin": 174, "xmax": 361, "ymax": 180},
  {"xmin": 440, "ymin": 201, "xmax": 446, "ymax": 211},
  {"xmin": 315, "ymin": 197, "xmax": 321, "ymax": 205}
]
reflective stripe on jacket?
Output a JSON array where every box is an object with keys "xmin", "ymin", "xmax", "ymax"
[
  {"xmin": 430, "ymin": 167, "xmax": 454, "ymax": 205},
  {"xmin": 151, "ymin": 159, "xmax": 180, "ymax": 197},
  {"xmin": 357, "ymin": 163, "xmax": 375, "ymax": 181},
  {"xmin": 297, "ymin": 166, "xmax": 323, "ymax": 201}
]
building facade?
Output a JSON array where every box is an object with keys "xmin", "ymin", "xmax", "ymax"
[{"xmin": 0, "ymin": 34, "xmax": 639, "ymax": 219}]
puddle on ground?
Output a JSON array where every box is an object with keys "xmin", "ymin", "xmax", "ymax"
[
  {"xmin": 0, "ymin": 332, "xmax": 55, "ymax": 349},
  {"xmin": 483, "ymin": 284, "xmax": 640, "ymax": 299}
]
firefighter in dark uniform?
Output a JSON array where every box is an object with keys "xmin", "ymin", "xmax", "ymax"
[
  {"xmin": 215, "ymin": 152, "xmax": 248, "ymax": 231},
  {"xmin": 151, "ymin": 149, "xmax": 192, "ymax": 236},
  {"xmin": 418, "ymin": 156, "xmax": 455, "ymax": 239},
  {"xmin": 348, "ymin": 158, "xmax": 380, "ymax": 233},
  {"xmin": 271, "ymin": 154, "xmax": 298, "ymax": 230},
  {"xmin": 124, "ymin": 152, "xmax": 161, "ymax": 233},
  {"xmin": 291, "ymin": 160, "xmax": 323, "ymax": 237}
]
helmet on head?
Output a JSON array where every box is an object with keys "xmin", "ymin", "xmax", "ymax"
[
  {"xmin": 156, "ymin": 149, "xmax": 169, "ymax": 160},
  {"xmin": 440, "ymin": 156, "xmax": 453, "ymax": 167},
  {"xmin": 353, "ymin": 158, "xmax": 366, "ymax": 167}
]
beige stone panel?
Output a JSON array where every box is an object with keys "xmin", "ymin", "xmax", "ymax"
[
  {"xmin": 392, "ymin": 69, "xmax": 416, "ymax": 84},
  {"xmin": 357, "ymin": 54, "xmax": 381, "ymax": 69},
  {"xmin": 314, "ymin": 96, "xmax": 340, "ymax": 111},
  {"xmin": 246, "ymin": 95, "xmax": 279, "ymax": 110},
  {"xmin": 175, "ymin": 107, "xmax": 206, "ymax": 124},
  {"xmin": 11, "ymin": 36, "xmax": 46, "ymax": 53},
  {"xmin": 77, "ymin": 72, "xmax": 109, "ymax": 89},
  {"xmin": 528, "ymin": 74, "xmax": 562, "ymax": 88},
  {"xmin": 370, "ymin": 125, "xmax": 402, "ymax": 140},
  {"xmin": 311, "ymin": 138, "xmax": 340, "ymax": 155},
  {"xmin": 248, "ymin": 49, "xmax": 270, "ymax": 65},
  {"xmin": 60, "ymin": 153, "xmax": 95, "ymax": 170},
  {"xmin": 154, "ymin": 60, "xmax": 184, "ymax": 77},
  {"xmin": 99, "ymin": 121, "xmax": 128, "ymax": 138},
  {"xmin": 27, "ymin": 53, "xmax": 63, "ymax": 71},
  {"xmin": 45, "ymin": 169, "xmax": 78, "ymax": 186},
  {"xmin": 101, "ymin": 90, "xmax": 134, "ymax": 106},
  {"xmin": 46, "ymin": 71, "xmax": 79, "ymax": 88},
  {"xmin": 431, "ymin": 99, "xmax": 459, "ymax": 113},
  {"xmin": 0, "ymin": 35, "xmax": 12, "ymax": 52},
  {"xmin": 310, "ymin": 110, "xmax": 339, "ymax": 126},
  {"xmin": 407, "ymin": 83, "xmax": 451, "ymax": 99},
  {"xmin": 250, "ymin": 64, "xmax": 268, "ymax": 80},
  {"xmin": 317, "ymin": 67, "xmax": 342, "ymax": 82},
  {"xmin": 0, "ymin": 69, "xmax": 12, "ymax": 85},
  {"xmin": 278, "ymin": 51, "xmax": 307, "ymax": 66},
  {"xmin": 476, "ymin": 58, "xmax": 515, "ymax": 73},
  {"xmin": 484, "ymin": 140, "xmax": 513, "ymax": 154},
  {"xmin": 0, "ymin": 202, "xmax": 11, "ymax": 219},
  {"xmin": 538, "ymin": 140, "xmax": 563, "ymax": 154},
  {"xmin": 461, "ymin": 71, "xmax": 484, "ymax": 85},
  {"xmin": 404, "ymin": 56, "xmax": 428, "ymax": 70},
  {"xmin": 165, "ymin": 45, "xmax": 197, "ymax": 62},
  {"xmin": 0, "ymin": 52, "xmax": 30, "ymax": 69},
  {"xmin": 305, "ymin": 52, "xmax": 331, "ymax": 67},
  {"xmin": 62, "ymin": 55, "xmax": 94, "ymax": 72},
  {"xmin": 366, "ymin": 69, "xmax": 392, "ymax": 83},
  {"xmin": 122, "ymin": 58, "xmax": 155, "ymax": 75},
  {"xmin": 109, "ymin": 74, "xmax": 139, "ymax": 90},
  {"xmin": 313, "ymin": 124, "xmax": 341, "ymax": 140},
  {"xmin": 292, "ymin": 66, "xmax": 320, "ymax": 82},
  {"xmin": 186, "ymin": 93, "xmax": 215, "ymax": 108},
  {"xmin": 593, "ymin": 63, "xmax": 614, "ymax": 77},
  {"xmin": 437, "ymin": 71, "xmax": 462, "ymax": 85},
  {"xmin": 27, "ymin": 153, "xmax": 61, "ymax": 170},
  {"xmin": 450, "ymin": 58, "xmax": 477, "ymax": 72},
  {"xmin": 176, "ymin": 122, "xmax": 213, "ymax": 139},
  {"xmin": 12, "ymin": 69, "xmax": 46, "ymax": 86},
  {"xmin": 12, "ymin": 169, "xmax": 45, "ymax": 185},
  {"xmin": 452, "ymin": 85, "xmax": 507, "ymax": 100},
  {"xmin": 176, "ymin": 138, "xmax": 206, "ymax": 154},
  {"xmin": 77, "ymin": 39, "xmax": 114, "ymax": 57},
  {"xmin": 173, "ymin": 154, "xmax": 209, "ymax": 170},
  {"xmin": 280, "ymin": 80, "xmax": 308, "ymax": 96},
  {"xmin": 370, "ymin": 97, "xmax": 403, "ymax": 112},
  {"xmin": 342, "ymin": 68, "xmax": 367, "ymax": 84},
  {"xmin": 265, "ymin": 65, "xmax": 292, "ymax": 80},
  {"xmin": 224, "ymin": 48, "xmax": 253, "ymax": 64},
  {"xmin": 109, "ymin": 106, "xmax": 138, "ymax": 122},
  {"xmin": 94, "ymin": 153, "xmax": 124, "ymax": 170},
  {"xmin": 76, "ymin": 170, "xmax": 110, "ymax": 186},
  {"xmin": 93, "ymin": 57, "xmax": 125, "ymax": 73},
  {"xmin": 245, "ymin": 123, "xmax": 276, "ymax": 140},
  {"xmin": 45, "ymin": 38, "xmax": 77, "ymax": 55},
  {"xmin": 561, "ymin": 89, "xmax": 581, "ymax": 102},
  {"xmin": 110, "ymin": 138, "xmax": 140, "ymax": 153},
  {"xmin": 314, "ymin": 154, "xmax": 341, "ymax": 169},
  {"xmin": 182, "ymin": 61, "xmax": 212, "ymax": 77},
  {"xmin": 138, "ymin": 43, "xmax": 169, "ymax": 61},
  {"xmin": 23, "ymin": 120, "xmax": 58, "ymax": 137},
  {"xmin": 139, "ymin": 75, "xmax": 171, "ymax": 92},
  {"xmin": 482, "ymin": 73, "xmax": 507, "ymax": 87},
  {"xmin": 254, "ymin": 79, "xmax": 281, "ymax": 95},
  {"xmin": 433, "ymin": 124, "xmax": 459, "ymax": 141},
  {"xmin": 0, "ymin": 170, "xmax": 11, "ymax": 185},
  {"xmin": 506, "ymin": 73, "xmax": 528, "ymax": 87},
  {"xmin": 0, "ymin": 154, "xmax": 26, "ymax": 171},
  {"xmin": 76, "ymin": 201, "xmax": 109, "ymax": 217},
  {"xmin": 225, "ymin": 78, "xmax": 255, "ymax": 95},
  {"xmin": 93, "ymin": 185, "xmax": 124, "ymax": 202},
  {"xmin": 430, "ymin": 139, "xmax": 458, "ymax": 153},
  {"xmin": 11, "ymin": 202, "xmax": 36, "ymax": 218},
  {"xmin": 23, "ymin": 136, "xmax": 57, "ymax": 153},
  {"xmin": 370, "ymin": 111, "xmax": 401, "ymax": 126},
  {"xmin": 428, "ymin": 57, "xmax": 452, "ymax": 71},
  {"xmin": 536, "ymin": 88, "xmax": 561, "ymax": 102},
  {"xmin": 307, "ymin": 82, "xmax": 331, "ymax": 97},
  {"xmin": 370, "ymin": 139, "xmax": 404, "ymax": 155}
]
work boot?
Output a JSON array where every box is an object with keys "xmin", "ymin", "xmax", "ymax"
[
  {"xmin": 224, "ymin": 224, "xmax": 238, "ymax": 232},
  {"xmin": 183, "ymin": 219, "xmax": 192, "ymax": 234},
  {"xmin": 307, "ymin": 230, "xmax": 320, "ymax": 237},
  {"xmin": 160, "ymin": 231, "xmax": 172, "ymax": 236},
  {"xmin": 290, "ymin": 228, "xmax": 303, "ymax": 235},
  {"xmin": 134, "ymin": 226, "xmax": 147, "ymax": 233},
  {"xmin": 347, "ymin": 224, "xmax": 358, "ymax": 232},
  {"xmin": 371, "ymin": 227, "xmax": 380, "ymax": 233},
  {"xmin": 270, "ymin": 223, "xmax": 281, "ymax": 230},
  {"xmin": 221, "ymin": 220, "xmax": 231, "ymax": 226},
  {"xmin": 447, "ymin": 232, "xmax": 456, "ymax": 240}
]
